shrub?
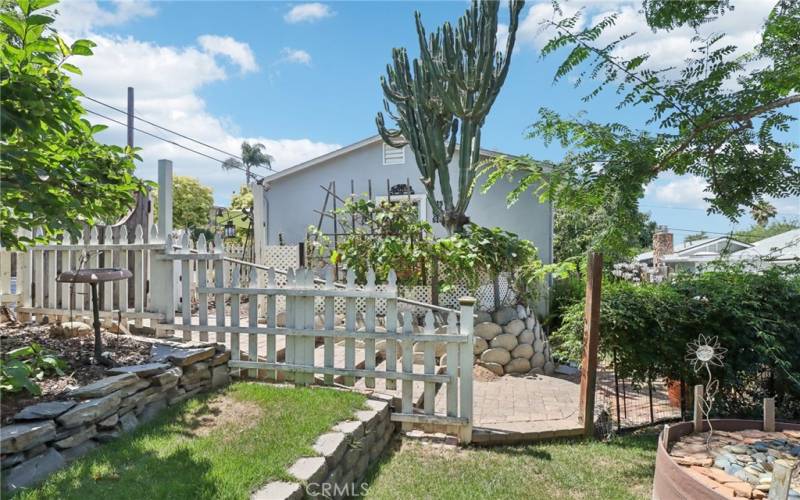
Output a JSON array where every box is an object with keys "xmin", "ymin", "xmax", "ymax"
[
  {"xmin": 551, "ymin": 264, "xmax": 800, "ymax": 419},
  {"xmin": 0, "ymin": 343, "xmax": 67, "ymax": 396}
]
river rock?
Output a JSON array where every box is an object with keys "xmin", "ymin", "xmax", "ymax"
[
  {"xmin": 533, "ymin": 339, "xmax": 545, "ymax": 353},
  {"xmin": 491, "ymin": 334, "xmax": 518, "ymax": 351},
  {"xmin": 2, "ymin": 448, "xmax": 65, "ymax": 493},
  {"xmin": 473, "ymin": 337, "xmax": 489, "ymax": 356},
  {"xmin": 516, "ymin": 304, "xmax": 528, "ymax": 319},
  {"xmin": 481, "ymin": 348, "xmax": 511, "ymax": 365},
  {"xmin": 518, "ymin": 330, "xmax": 534, "ymax": 344},
  {"xmin": 505, "ymin": 358, "xmax": 531, "ymax": 374},
  {"xmin": 49, "ymin": 321, "xmax": 91, "ymax": 338},
  {"xmin": 480, "ymin": 362, "xmax": 504, "ymax": 377},
  {"xmin": 0, "ymin": 421, "xmax": 56, "ymax": 453},
  {"xmin": 525, "ymin": 317, "xmax": 537, "ymax": 331},
  {"xmin": 413, "ymin": 341, "xmax": 447, "ymax": 358},
  {"xmin": 492, "ymin": 307, "xmax": 517, "ymax": 326},
  {"xmin": 503, "ymin": 319, "xmax": 525, "ymax": 336},
  {"xmin": 56, "ymin": 393, "xmax": 121, "ymax": 428},
  {"xmin": 67, "ymin": 373, "xmax": 139, "ymax": 399},
  {"xmin": 531, "ymin": 352, "xmax": 546, "ymax": 369},
  {"xmin": 512, "ymin": 344, "xmax": 534, "ymax": 359},
  {"xmin": 476, "ymin": 311, "xmax": 492, "ymax": 324},
  {"xmin": 474, "ymin": 322, "xmax": 502, "ymax": 340},
  {"xmin": 544, "ymin": 361, "xmax": 555, "ymax": 375},
  {"xmin": 14, "ymin": 401, "xmax": 76, "ymax": 421}
]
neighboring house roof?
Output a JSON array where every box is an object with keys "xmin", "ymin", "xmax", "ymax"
[
  {"xmin": 730, "ymin": 228, "xmax": 800, "ymax": 263},
  {"xmin": 264, "ymin": 134, "xmax": 523, "ymax": 184},
  {"xmin": 636, "ymin": 236, "xmax": 751, "ymax": 263}
]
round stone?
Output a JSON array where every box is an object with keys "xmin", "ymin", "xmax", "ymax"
[
  {"xmin": 525, "ymin": 316, "xmax": 537, "ymax": 331},
  {"xmin": 476, "ymin": 311, "xmax": 493, "ymax": 324},
  {"xmin": 491, "ymin": 334, "xmax": 518, "ymax": 351},
  {"xmin": 518, "ymin": 329, "xmax": 534, "ymax": 344},
  {"xmin": 505, "ymin": 358, "xmax": 531, "ymax": 374},
  {"xmin": 474, "ymin": 322, "xmax": 502, "ymax": 340},
  {"xmin": 531, "ymin": 352, "xmax": 546, "ymax": 369},
  {"xmin": 533, "ymin": 339, "xmax": 545, "ymax": 353},
  {"xmin": 481, "ymin": 348, "xmax": 511, "ymax": 365},
  {"xmin": 492, "ymin": 307, "xmax": 517, "ymax": 326},
  {"xmin": 544, "ymin": 361, "xmax": 555, "ymax": 375},
  {"xmin": 473, "ymin": 337, "xmax": 489, "ymax": 356},
  {"xmin": 511, "ymin": 344, "xmax": 534, "ymax": 359},
  {"xmin": 480, "ymin": 362, "xmax": 504, "ymax": 377},
  {"xmin": 503, "ymin": 319, "xmax": 525, "ymax": 336}
]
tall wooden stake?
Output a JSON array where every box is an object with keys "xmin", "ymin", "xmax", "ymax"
[{"xmin": 579, "ymin": 252, "xmax": 602, "ymax": 437}]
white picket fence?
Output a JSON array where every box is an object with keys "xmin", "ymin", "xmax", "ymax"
[
  {"xmin": 0, "ymin": 225, "xmax": 165, "ymax": 326},
  {"xmin": 157, "ymin": 235, "xmax": 475, "ymax": 442}
]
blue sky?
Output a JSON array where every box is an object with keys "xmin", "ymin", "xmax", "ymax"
[{"xmin": 57, "ymin": 0, "xmax": 799, "ymax": 243}]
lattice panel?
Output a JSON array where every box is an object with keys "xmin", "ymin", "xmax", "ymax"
[
  {"xmin": 264, "ymin": 245, "xmax": 300, "ymax": 270},
  {"xmin": 311, "ymin": 284, "xmax": 430, "ymax": 318},
  {"xmin": 439, "ymin": 272, "xmax": 517, "ymax": 312}
]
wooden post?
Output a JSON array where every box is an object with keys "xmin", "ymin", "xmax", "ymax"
[
  {"xmin": 458, "ymin": 296, "xmax": 475, "ymax": 444},
  {"xmin": 251, "ymin": 182, "xmax": 267, "ymax": 315},
  {"xmin": 693, "ymin": 385, "xmax": 704, "ymax": 433},
  {"xmin": 578, "ymin": 251, "xmax": 602, "ymax": 437},
  {"xmin": 763, "ymin": 397, "xmax": 775, "ymax": 432},
  {"xmin": 150, "ymin": 160, "xmax": 175, "ymax": 333},
  {"xmin": 768, "ymin": 459, "xmax": 794, "ymax": 500}
]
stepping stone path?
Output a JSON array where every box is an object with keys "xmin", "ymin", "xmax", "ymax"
[{"xmin": 669, "ymin": 429, "xmax": 800, "ymax": 499}]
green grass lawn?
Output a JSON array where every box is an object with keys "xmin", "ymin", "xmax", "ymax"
[
  {"xmin": 363, "ymin": 430, "xmax": 659, "ymax": 500},
  {"xmin": 18, "ymin": 382, "xmax": 366, "ymax": 500}
]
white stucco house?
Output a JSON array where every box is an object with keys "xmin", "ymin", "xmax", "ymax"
[{"xmin": 261, "ymin": 135, "xmax": 554, "ymax": 265}]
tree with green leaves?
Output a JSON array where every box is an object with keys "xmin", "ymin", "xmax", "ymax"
[
  {"xmin": 483, "ymin": 0, "xmax": 799, "ymax": 232},
  {"xmin": 222, "ymin": 141, "xmax": 273, "ymax": 185},
  {"xmin": 734, "ymin": 219, "xmax": 799, "ymax": 243},
  {"xmin": 1, "ymin": 0, "xmax": 145, "ymax": 249},
  {"xmin": 377, "ymin": 0, "xmax": 524, "ymax": 235},
  {"xmin": 172, "ymin": 176, "xmax": 214, "ymax": 230},
  {"xmin": 684, "ymin": 232, "xmax": 710, "ymax": 244},
  {"xmin": 750, "ymin": 200, "xmax": 778, "ymax": 226}
]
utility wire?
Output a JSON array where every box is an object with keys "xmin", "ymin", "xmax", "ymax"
[
  {"xmin": 640, "ymin": 203, "xmax": 798, "ymax": 216},
  {"xmin": 85, "ymin": 108, "xmax": 266, "ymax": 181},
  {"xmin": 81, "ymin": 94, "xmax": 275, "ymax": 172}
]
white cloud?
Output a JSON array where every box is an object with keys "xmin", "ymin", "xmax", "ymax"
[
  {"xmin": 284, "ymin": 3, "xmax": 334, "ymax": 24},
  {"xmin": 197, "ymin": 35, "xmax": 259, "ymax": 74},
  {"xmin": 645, "ymin": 175, "xmax": 709, "ymax": 208},
  {"xmin": 66, "ymin": 32, "xmax": 337, "ymax": 204},
  {"xmin": 54, "ymin": 0, "xmax": 157, "ymax": 34},
  {"xmin": 517, "ymin": 1, "xmax": 771, "ymax": 70},
  {"xmin": 279, "ymin": 47, "xmax": 312, "ymax": 66}
]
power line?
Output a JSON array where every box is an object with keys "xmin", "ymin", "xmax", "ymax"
[
  {"xmin": 85, "ymin": 108, "xmax": 267, "ymax": 181},
  {"xmin": 81, "ymin": 94, "xmax": 275, "ymax": 172},
  {"xmin": 640, "ymin": 203, "xmax": 799, "ymax": 216}
]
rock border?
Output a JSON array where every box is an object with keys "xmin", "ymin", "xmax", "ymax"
[
  {"xmin": 252, "ymin": 395, "xmax": 397, "ymax": 500},
  {"xmin": 0, "ymin": 342, "xmax": 231, "ymax": 494}
]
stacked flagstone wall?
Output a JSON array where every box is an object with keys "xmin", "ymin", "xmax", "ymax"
[
  {"xmin": 0, "ymin": 343, "xmax": 231, "ymax": 494},
  {"xmin": 472, "ymin": 305, "xmax": 555, "ymax": 376}
]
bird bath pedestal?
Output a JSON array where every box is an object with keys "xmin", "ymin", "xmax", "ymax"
[{"xmin": 56, "ymin": 268, "xmax": 132, "ymax": 365}]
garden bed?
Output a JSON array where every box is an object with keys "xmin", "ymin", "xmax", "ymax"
[
  {"xmin": 0, "ymin": 322, "xmax": 149, "ymax": 423},
  {"xmin": 14, "ymin": 383, "xmax": 368, "ymax": 500}
]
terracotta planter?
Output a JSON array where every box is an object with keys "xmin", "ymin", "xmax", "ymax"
[{"xmin": 666, "ymin": 379, "xmax": 683, "ymax": 409}]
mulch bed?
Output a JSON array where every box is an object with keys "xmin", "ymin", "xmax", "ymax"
[{"xmin": 0, "ymin": 321, "xmax": 150, "ymax": 424}]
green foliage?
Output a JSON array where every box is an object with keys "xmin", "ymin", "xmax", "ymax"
[
  {"xmin": 733, "ymin": 218, "xmax": 799, "ymax": 243},
  {"xmin": 308, "ymin": 198, "xmax": 434, "ymax": 284},
  {"xmin": 483, "ymin": 0, "xmax": 800, "ymax": 228},
  {"xmin": 376, "ymin": 0, "xmax": 524, "ymax": 234},
  {"xmin": 552, "ymin": 264, "xmax": 800, "ymax": 418},
  {"xmin": 684, "ymin": 231, "xmax": 710, "ymax": 244},
  {"xmin": 307, "ymin": 197, "xmax": 571, "ymax": 307},
  {"xmin": 218, "ymin": 185, "xmax": 254, "ymax": 245},
  {"xmin": 172, "ymin": 176, "xmax": 214, "ymax": 231},
  {"xmin": 222, "ymin": 141, "xmax": 273, "ymax": 185},
  {"xmin": 0, "ymin": 0, "xmax": 146, "ymax": 249},
  {"xmin": 0, "ymin": 343, "xmax": 67, "ymax": 396}
]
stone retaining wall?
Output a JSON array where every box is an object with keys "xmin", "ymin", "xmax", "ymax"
[
  {"xmin": 472, "ymin": 305, "xmax": 555, "ymax": 376},
  {"xmin": 253, "ymin": 395, "xmax": 397, "ymax": 500},
  {"xmin": 0, "ymin": 342, "xmax": 231, "ymax": 494}
]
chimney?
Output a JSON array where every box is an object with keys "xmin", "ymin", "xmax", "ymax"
[{"xmin": 652, "ymin": 225, "xmax": 674, "ymax": 267}]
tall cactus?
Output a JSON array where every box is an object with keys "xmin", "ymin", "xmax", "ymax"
[{"xmin": 377, "ymin": 0, "xmax": 524, "ymax": 235}]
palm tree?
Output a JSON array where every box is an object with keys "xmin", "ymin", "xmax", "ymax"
[
  {"xmin": 222, "ymin": 141, "xmax": 274, "ymax": 184},
  {"xmin": 750, "ymin": 200, "xmax": 777, "ymax": 226}
]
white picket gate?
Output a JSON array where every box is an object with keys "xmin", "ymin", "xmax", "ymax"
[{"xmin": 158, "ymin": 236, "xmax": 475, "ymax": 442}]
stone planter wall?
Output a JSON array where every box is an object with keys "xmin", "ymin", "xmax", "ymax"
[
  {"xmin": 472, "ymin": 305, "xmax": 555, "ymax": 376},
  {"xmin": 254, "ymin": 395, "xmax": 397, "ymax": 500},
  {"xmin": 0, "ymin": 342, "xmax": 231, "ymax": 494}
]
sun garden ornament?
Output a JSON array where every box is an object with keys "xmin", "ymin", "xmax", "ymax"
[{"xmin": 686, "ymin": 334, "xmax": 727, "ymax": 446}]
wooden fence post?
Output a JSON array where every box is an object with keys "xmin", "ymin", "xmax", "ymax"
[
  {"xmin": 459, "ymin": 296, "xmax": 475, "ymax": 444},
  {"xmin": 150, "ymin": 160, "xmax": 175, "ymax": 334},
  {"xmin": 763, "ymin": 397, "xmax": 775, "ymax": 432},
  {"xmin": 693, "ymin": 385, "xmax": 704, "ymax": 433},
  {"xmin": 578, "ymin": 252, "xmax": 603, "ymax": 437}
]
